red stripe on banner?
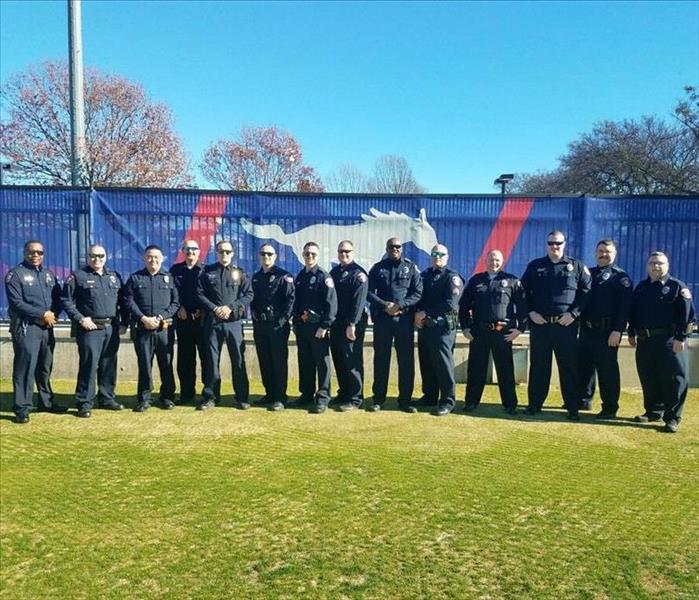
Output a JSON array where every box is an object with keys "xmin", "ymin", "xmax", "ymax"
[
  {"xmin": 471, "ymin": 198, "xmax": 535, "ymax": 275},
  {"xmin": 176, "ymin": 194, "xmax": 230, "ymax": 262}
]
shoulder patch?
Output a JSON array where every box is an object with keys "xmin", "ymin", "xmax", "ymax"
[
  {"xmin": 451, "ymin": 275, "xmax": 461, "ymax": 287},
  {"xmin": 681, "ymin": 288, "xmax": 692, "ymax": 300},
  {"xmin": 583, "ymin": 266, "xmax": 590, "ymax": 276},
  {"xmin": 5, "ymin": 271, "xmax": 14, "ymax": 283},
  {"xmin": 621, "ymin": 277, "xmax": 631, "ymax": 288},
  {"xmin": 358, "ymin": 272, "xmax": 367, "ymax": 283},
  {"xmin": 67, "ymin": 273, "xmax": 75, "ymax": 283},
  {"xmin": 325, "ymin": 277, "xmax": 335, "ymax": 288},
  {"xmin": 284, "ymin": 275, "xmax": 294, "ymax": 284}
]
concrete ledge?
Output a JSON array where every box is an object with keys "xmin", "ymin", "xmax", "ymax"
[{"xmin": 1, "ymin": 324, "xmax": 697, "ymax": 389}]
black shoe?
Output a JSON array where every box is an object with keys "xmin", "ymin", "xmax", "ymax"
[
  {"xmin": 329, "ymin": 395, "xmax": 343, "ymax": 406},
  {"xmin": 567, "ymin": 412, "xmax": 580, "ymax": 421},
  {"xmin": 310, "ymin": 404, "xmax": 327, "ymax": 414},
  {"xmin": 286, "ymin": 397, "xmax": 311, "ymax": 408},
  {"xmin": 235, "ymin": 401, "xmax": 251, "ymax": 410},
  {"xmin": 400, "ymin": 405, "xmax": 418, "ymax": 414},
  {"xmin": 367, "ymin": 403, "xmax": 381, "ymax": 412},
  {"xmin": 664, "ymin": 420, "xmax": 680, "ymax": 433},
  {"xmin": 196, "ymin": 400, "xmax": 216, "ymax": 411},
  {"xmin": 160, "ymin": 399, "xmax": 176, "ymax": 410},
  {"xmin": 634, "ymin": 414, "xmax": 662, "ymax": 423},
  {"xmin": 269, "ymin": 401, "xmax": 285, "ymax": 412},
  {"xmin": 504, "ymin": 407, "xmax": 518, "ymax": 415},
  {"xmin": 595, "ymin": 410, "xmax": 617, "ymax": 419},
  {"xmin": 415, "ymin": 396, "xmax": 438, "ymax": 407},
  {"xmin": 100, "ymin": 401, "xmax": 124, "ymax": 411},
  {"xmin": 14, "ymin": 413, "xmax": 29, "ymax": 424},
  {"xmin": 523, "ymin": 407, "xmax": 540, "ymax": 416},
  {"xmin": 580, "ymin": 401, "xmax": 592, "ymax": 411},
  {"xmin": 77, "ymin": 407, "xmax": 92, "ymax": 418},
  {"xmin": 463, "ymin": 403, "xmax": 478, "ymax": 413},
  {"xmin": 133, "ymin": 402, "xmax": 150, "ymax": 413},
  {"xmin": 432, "ymin": 406, "xmax": 452, "ymax": 417},
  {"xmin": 338, "ymin": 402, "xmax": 358, "ymax": 412},
  {"xmin": 39, "ymin": 404, "xmax": 69, "ymax": 414}
]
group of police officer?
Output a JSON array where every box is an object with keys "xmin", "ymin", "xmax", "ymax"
[{"xmin": 5, "ymin": 231, "xmax": 695, "ymax": 432}]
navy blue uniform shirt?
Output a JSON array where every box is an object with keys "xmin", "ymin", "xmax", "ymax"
[
  {"xmin": 170, "ymin": 261, "xmax": 204, "ymax": 312},
  {"xmin": 628, "ymin": 276, "xmax": 695, "ymax": 341},
  {"xmin": 581, "ymin": 264, "xmax": 633, "ymax": 332},
  {"xmin": 367, "ymin": 257, "xmax": 423, "ymax": 318},
  {"xmin": 5, "ymin": 261, "xmax": 62, "ymax": 321},
  {"xmin": 61, "ymin": 266, "xmax": 127, "ymax": 324},
  {"xmin": 459, "ymin": 271, "xmax": 527, "ymax": 330},
  {"xmin": 416, "ymin": 266, "xmax": 463, "ymax": 317},
  {"xmin": 250, "ymin": 265, "xmax": 295, "ymax": 325},
  {"xmin": 330, "ymin": 262, "xmax": 368, "ymax": 326},
  {"xmin": 293, "ymin": 265, "xmax": 337, "ymax": 329},
  {"xmin": 197, "ymin": 263, "xmax": 253, "ymax": 321},
  {"xmin": 521, "ymin": 255, "xmax": 591, "ymax": 318},
  {"xmin": 124, "ymin": 269, "xmax": 179, "ymax": 320}
]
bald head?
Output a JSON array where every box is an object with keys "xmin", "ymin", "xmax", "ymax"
[
  {"xmin": 486, "ymin": 249, "xmax": 504, "ymax": 274},
  {"xmin": 430, "ymin": 244, "xmax": 449, "ymax": 268}
]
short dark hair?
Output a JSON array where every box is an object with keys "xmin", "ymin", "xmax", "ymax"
[
  {"xmin": 215, "ymin": 240, "xmax": 233, "ymax": 252},
  {"xmin": 546, "ymin": 230, "xmax": 566, "ymax": 241},
  {"xmin": 23, "ymin": 240, "xmax": 43, "ymax": 252},
  {"xmin": 259, "ymin": 243, "xmax": 275, "ymax": 252},
  {"xmin": 303, "ymin": 241, "xmax": 319, "ymax": 252},
  {"xmin": 337, "ymin": 239, "xmax": 354, "ymax": 250},
  {"xmin": 144, "ymin": 244, "xmax": 162, "ymax": 254},
  {"xmin": 596, "ymin": 239, "xmax": 616, "ymax": 249}
]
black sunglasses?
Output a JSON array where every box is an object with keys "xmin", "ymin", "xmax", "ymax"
[
  {"xmin": 183, "ymin": 247, "xmax": 199, "ymax": 253},
  {"xmin": 303, "ymin": 251, "xmax": 318, "ymax": 257},
  {"xmin": 89, "ymin": 253, "xmax": 106, "ymax": 259},
  {"xmin": 338, "ymin": 249, "xmax": 352, "ymax": 254},
  {"xmin": 547, "ymin": 241, "xmax": 564, "ymax": 246},
  {"xmin": 217, "ymin": 249, "xmax": 234, "ymax": 255},
  {"xmin": 259, "ymin": 251, "xmax": 275, "ymax": 257},
  {"xmin": 26, "ymin": 250, "xmax": 45, "ymax": 256},
  {"xmin": 388, "ymin": 244, "xmax": 402, "ymax": 250}
]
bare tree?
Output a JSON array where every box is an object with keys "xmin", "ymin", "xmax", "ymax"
[
  {"xmin": 200, "ymin": 125, "xmax": 323, "ymax": 192},
  {"xmin": 366, "ymin": 154, "xmax": 426, "ymax": 194},
  {"xmin": 324, "ymin": 164, "xmax": 369, "ymax": 193},
  {"xmin": 0, "ymin": 61, "xmax": 192, "ymax": 187}
]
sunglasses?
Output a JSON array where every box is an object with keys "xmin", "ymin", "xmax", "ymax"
[
  {"xmin": 431, "ymin": 252, "xmax": 447, "ymax": 258},
  {"xmin": 259, "ymin": 251, "xmax": 275, "ymax": 257},
  {"xmin": 303, "ymin": 252, "xmax": 318, "ymax": 257},
  {"xmin": 547, "ymin": 241, "xmax": 564, "ymax": 246},
  {"xmin": 388, "ymin": 244, "xmax": 402, "ymax": 250},
  {"xmin": 89, "ymin": 253, "xmax": 106, "ymax": 259},
  {"xmin": 26, "ymin": 250, "xmax": 45, "ymax": 256},
  {"xmin": 183, "ymin": 247, "xmax": 199, "ymax": 253},
  {"xmin": 217, "ymin": 249, "xmax": 234, "ymax": 255},
  {"xmin": 338, "ymin": 249, "xmax": 353, "ymax": 254}
]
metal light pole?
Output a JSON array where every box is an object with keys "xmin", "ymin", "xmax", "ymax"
[
  {"xmin": 68, "ymin": 0, "xmax": 87, "ymax": 186},
  {"xmin": 494, "ymin": 173, "xmax": 514, "ymax": 196}
]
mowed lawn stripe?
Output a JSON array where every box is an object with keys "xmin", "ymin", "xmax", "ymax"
[{"xmin": 1, "ymin": 382, "xmax": 698, "ymax": 598}]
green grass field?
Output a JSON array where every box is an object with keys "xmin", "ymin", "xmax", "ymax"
[{"xmin": 1, "ymin": 380, "xmax": 698, "ymax": 599}]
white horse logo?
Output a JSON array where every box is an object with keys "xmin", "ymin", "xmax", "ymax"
[{"xmin": 240, "ymin": 208, "xmax": 438, "ymax": 269}]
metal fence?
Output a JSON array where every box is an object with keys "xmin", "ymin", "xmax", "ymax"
[{"xmin": 1, "ymin": 186, "xmax": 698, "ymax": 318}]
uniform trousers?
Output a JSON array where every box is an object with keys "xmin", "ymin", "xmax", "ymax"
[
  {"xmin": 294, "ymin": 323, "xmax": 332, "ymax": 407},
  {"xmin": 174, "ymin": 317, "xmax": 206, "ymax": 403},
  {"xmin": 203, "ymin": 320, "xmax": 249, "ymax": 403},
  {"xmin": 417, "ymin": 324, "xmax": 457, "ymax": 409},
  {"xmin": 133, "ymin": 328, "xmax": 176, "ymax": 404},
  {"xmin": 330, "ymin": 315, "xmax": 367, "ymax": 406},
  {"xmin": 75, "ymin": 323, "xmax": 119, "ymax": 409},
  {"xmin": 528, "ymin": 322, "xmax": 580, "ymax": 413},
  {"xmin": 635, "ymin": 335, "xmax": 688, "ymax": 423},
  {"xmin": 11, "ymin": 322, "xmax": 56, "ymax": 415},
  {"xmin": 253, "ymin": 321, "xmax": 290, "ymax": 404},
  {"xmin": 578, "ymin": 327, "xmax": 620, "ymax": 414},
  {"xmin": 465, "ymin": 329, "xmax": 518, "ymax": 410},
  {"xmin": 372, "ymin": 314, "xmax": 415, "ymax": 406}
]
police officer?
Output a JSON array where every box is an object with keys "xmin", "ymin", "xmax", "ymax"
[
  {"xmin": 250, "ymin": 243, "xmax": 295, "ymax": 411},
  {"xmin": 61, "ymin": 244, "xmax": 128, "ymax": 418},
  {"xmin": 171, "ymin": 239, "xmax": 206, "ymax": 405},
  {"xmin": 5, "ymin": 240, "xmax": 66, "ymax": 423},
  {"xmin": 367, "ymin": 237, "xmax": 423, "ymax": 413},
  {"xmin": 415, "ymin": 244, "xmax": 463, "ymax": 416},
  {"xmin": 289, "ymin": 241, "xmax": 337, "ymax": 414},
  {"xmin": 459, "ymin": 249, "xmax": 527, "ymax": 415},
  {"xmin": 628, "ymin": 252, "xmax": 695, "ymax": 433},
  {"xmin": 124, "ymin": 244, "xmax": 179, "ymax": 412},
  {"xmin": 197, "ymin": 240, "xmax": 253, "ymax": 410},
  {"xmin": 329, "ymin": 240, "xmax": 368, "ymax": 412},
  {"xmin": 577, "ymin": 240, "xmax": 633, "ymax": 418},
  {"xmin": 521, "ymin": 230, "xmax": 591, "ymax": 420}
]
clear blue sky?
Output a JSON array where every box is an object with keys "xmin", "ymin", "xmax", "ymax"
[{"xmin": 1, "ymin": 0, "xmax": 697, "ymax": 192}]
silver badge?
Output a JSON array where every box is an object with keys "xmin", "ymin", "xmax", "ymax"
[
  {"xmin": 402, "ymin": 266, "xmax": 409, "ymax": 274},
  {"xmin": 109, "ymin": 275, "xmax": 117, "ymax": 284},
  {"xmin": 342, "ymin": 271, "xmax": 348, "ymax": 278},
  {"xmin": 602, "ymin": 272, "xmax": 610, "ymax": 280},
  {"xmin": 310, "ymin": 276, "xmax": 316, "ymax": 285},
  {"xmin": 23, "ymin": 275, "xmax": 34, "ymax": 282},
  {"xmin": 501, "ymin": 280, "xmax": 508, "ymax": 287},
  {"xmin": 164, "ymin": 275, "xmax": 169, "ymax": 283},
  {"xmin": 662, "ymin": 286, "xmax": 670, "ymax": 295},
  {"xmin": 270, "ymin": 275, "xmax": 275, "ymax": 282},
  {"xmin": 566, "ymin": 264, "xmax": 574, "ymax": 272}
]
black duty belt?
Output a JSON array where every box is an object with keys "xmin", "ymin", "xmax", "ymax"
[
  {"xmin": 636, "ymin": 327, "xmax": 674, "ymax": 340},
  {"xmin": 542, "ymin": 315, "xmax": 565, "ymax": 324},
  {"xmin": 474, "ymin": 321, "xmax": 510, "ymax": 332},
  {"xmin": 583, "ymin": 317, "xmax": 612, "ymax": 329},
  {"xmin": 92, "ymin": 318, "xmax": 114, "ymax": 329}
]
